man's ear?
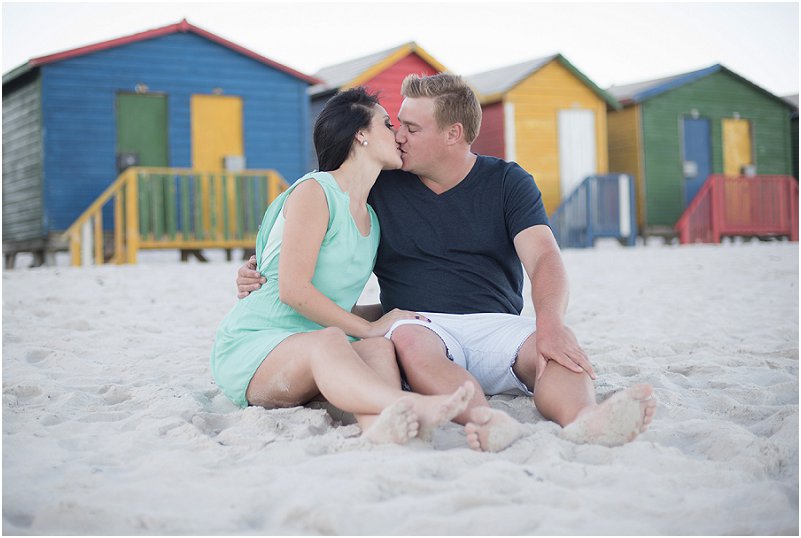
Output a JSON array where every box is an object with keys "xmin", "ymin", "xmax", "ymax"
[{"xmin": 445, "ymin": 123, "xmax": 465, "ymax": 145}]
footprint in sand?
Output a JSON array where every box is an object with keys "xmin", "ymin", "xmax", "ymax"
[
  {"xmin": 25, "ymin": 348, "xmax": 50, "ymax": 364},
  {"xmin": 98, "ymin": 385, "xmax": 132, "ymax": 406}
]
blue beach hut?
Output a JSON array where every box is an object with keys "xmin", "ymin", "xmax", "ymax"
[{"xmin": 2, "ymin": 19, "xmax": 318, "ymax": 266}]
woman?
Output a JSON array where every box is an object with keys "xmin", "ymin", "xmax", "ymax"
[{"xmin": 211, "ymin": 88, "xmax": 473, "ymax": 444}]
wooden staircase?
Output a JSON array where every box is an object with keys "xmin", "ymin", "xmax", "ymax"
[
  {"xmin": 675, "ymin": 175, "xmax": 798, "ymax": 244},
  {"xmin": 550, "ymin": 174, "xmax": 638, "ymax": 248},
  {"xmin": 62, "ymin": 167, "xmax": 288, "ymax": 266}
]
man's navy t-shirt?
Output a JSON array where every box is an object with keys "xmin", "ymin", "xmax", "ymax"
[{"xmin": 367, "ymin": 154, "xmax": 549, "ymax": 315}]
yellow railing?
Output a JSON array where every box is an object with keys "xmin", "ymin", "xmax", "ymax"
[{"xmin": 62, "ymin": 167, "xmax": 289, "ymax": 266}]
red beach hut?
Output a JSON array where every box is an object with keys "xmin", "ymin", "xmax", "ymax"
[{"xmin": 307, "ymin": 42, "xmax": 448, "ymax": 169}]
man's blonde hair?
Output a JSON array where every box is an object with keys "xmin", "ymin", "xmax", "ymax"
[{"xmin": 401, "ymin": 73, "xmax": 482, "ymax": 144}]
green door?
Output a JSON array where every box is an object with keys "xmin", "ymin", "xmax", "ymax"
[
  {"xmin": 116, "ymin": 93, "xmax": 168, "ymax": 168},
  {"xmin": 116, "ymin": 93, "xmax": 169, "ymax": 239}
]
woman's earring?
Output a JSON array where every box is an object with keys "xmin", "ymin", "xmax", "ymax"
[{"xmin": 362, "ymin": 140, "xmax": 368, "ymax": 146}]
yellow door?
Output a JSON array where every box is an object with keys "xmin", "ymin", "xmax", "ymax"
[
  {"xmin": 191, "ymin": 95, "xmax": 244, "ymax": 238},
  {"xmin": 722, "ymin": 118, "xmax": 752, "ymax": 176},
  {"xmin": 722, "ymin": 118, "xmax": 753, "ymax": 225},
  {"xmin": 191, "ymin": 95, "xmax": 244, "ymax": 171}
]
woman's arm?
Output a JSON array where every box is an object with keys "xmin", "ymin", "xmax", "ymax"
[{"xmin": 278, "ymin": 181, "xmax": 417, "ymax": 338}]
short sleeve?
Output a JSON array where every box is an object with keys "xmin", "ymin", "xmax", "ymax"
[{"xmin": 503, "ymin": 164, "xmax": 550, "ymax": 239}]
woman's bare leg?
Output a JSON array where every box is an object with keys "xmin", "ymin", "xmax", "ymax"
[
  {"xmin": 246, "ymin": 328, "xmax": 474, "ymax": 443},
  {"xmin": 349, "ymin": 337, "xmax": 403, "ymax": 433}
]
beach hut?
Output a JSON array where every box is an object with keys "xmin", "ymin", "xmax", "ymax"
[
  {"xmin": 307, "ymin": 42, "xmax": 447, "ymax": 169},
  {"xmin": 606, "ymin": 64, "xmax": 795, "ymax": 239},
  {"xmin": 467, "ymin": 54, "xmax": 621, "ymax": 214},
  {"xmin": 2, "ymin": 19, "xmax": 317, "ymax": 266}
]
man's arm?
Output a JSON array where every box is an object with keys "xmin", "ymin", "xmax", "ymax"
[
  {"xmin": 236, "ymin": 255, "xmax": 265, "ymax": 299},
  {"xmin": 238, "ymin": 260, "xmax": 386, "ymax": 321},
  {"xmin": 513, "ymin": 225, "xmax": 596, "ymax": 381}
]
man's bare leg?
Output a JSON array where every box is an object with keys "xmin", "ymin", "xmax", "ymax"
[
  {"xmin": 392, "ymin": 324, "xmax": 525, "ymax": 450},
  {"xmin": 561, "ymin": 384, "xmax": 657, "ymax": 446},
  {"xmin": 514, "ymin": 333, "xmax": 657, "ymax": 445},
  {"xmin": 391, "ymin": 325, "xmax": 486, "ymax": 424}
]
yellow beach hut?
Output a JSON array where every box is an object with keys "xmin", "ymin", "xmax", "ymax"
[{"xmin": 468, "ymin": 54, "xmax": 621, "ymax": 214}]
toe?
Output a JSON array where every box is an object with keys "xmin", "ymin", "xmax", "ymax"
[{"xmin": 629, "ymin": 383, "xmax": 653, "ymax": 400}]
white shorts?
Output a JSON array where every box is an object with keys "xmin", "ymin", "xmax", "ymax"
[{"xmin": 385, "ymin": 312, "xmax": 536, "ymax": 396}]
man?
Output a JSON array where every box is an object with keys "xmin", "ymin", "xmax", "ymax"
[{"xmin": 238, "ymin": 74, "xmax": 656, "ymax": 451}]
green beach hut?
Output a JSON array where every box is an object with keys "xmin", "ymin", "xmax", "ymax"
[{"xmin": 606, "ymin": 64, "xmax": 795, "ymax": 239}]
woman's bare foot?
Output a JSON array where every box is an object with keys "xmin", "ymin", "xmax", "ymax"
[
  {"xmin": 464, "ymin": 407, "xmax": 526, "ymax": 452},
  {"xmin": 362, "ymin": 399, "xmax": 419, "ymax": 444},
  {"xmin": 560, "ymin": 383, "xmax": 657, "ymax": 447},
  {"xmin": 410, "ymin": 382, "xmax": 475, "ymax": 440}
]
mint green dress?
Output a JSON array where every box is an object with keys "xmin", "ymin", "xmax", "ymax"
[{"xmin": 211, "ymin": 171, "xmax": 380, "ymax": 407}]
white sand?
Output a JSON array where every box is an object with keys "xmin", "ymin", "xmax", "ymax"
[{"xmin": 3, "ymin": 241, "xmax": 798, "ymax": 535}]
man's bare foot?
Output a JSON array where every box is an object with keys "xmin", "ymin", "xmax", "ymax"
[
  {"xmin": 410, "ymin": 382, "xmax": 475, "ymax": 440},
  {"xmin": 560, "ymin": 383, "xmax": 657, "ymax": 447},
  {"xmin": 464, "ymin": 407, "xmax": 526, "ymax": 452},
  {"xmin": 362, "ymin": 399, "xmax": 418, "ymax": 444}
]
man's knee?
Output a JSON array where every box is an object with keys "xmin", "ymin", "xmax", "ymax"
[
  {"xmin": 390, "ymin": 324, "xmax": 429, "ymax": 353},
  {"xmin": 390, "ymin": 324, "xmax": 447, "ymax": 367}
]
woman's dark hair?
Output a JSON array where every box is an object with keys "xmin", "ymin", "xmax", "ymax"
[{"xmin": 314, "ymin": 87, "xmax": 381, "ymax": 171}]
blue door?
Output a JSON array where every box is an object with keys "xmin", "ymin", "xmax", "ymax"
[{"xmin": 681, "ymin": 117, "xmax": 712, "ymax": 207}]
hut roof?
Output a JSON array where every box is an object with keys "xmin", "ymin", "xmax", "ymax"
[
  {"xmin": 3, "ymin": 19, "xmax": 319, "ymax": 86},
  {"xmin": 310, "ymin": 41, "xmax": 448, "ymax": 96},
  {"xmin": 607, "ymin": 64, "xmax": 792, "ymax": 109},
  {"xmin": 465, "ymin": 53, "xmax": 621, "ymax": 109}
]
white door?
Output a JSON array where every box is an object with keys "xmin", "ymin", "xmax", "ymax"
[{"xmin": 558, "ymin": 109, "xmax": 597, "ymax": 199}]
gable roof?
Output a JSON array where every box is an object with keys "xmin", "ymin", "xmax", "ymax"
[
  {"xmin": 465, "ymin": 53, "xmax": 621, "ymax": 109},
  {"xmin": 607, "ymin": 64, "xmax": 792, "ymax": 109},
  {"xmin": 3, "ymin": 19, "xmax": 319, "ymax": 86},
  {"xmin": 310, "ymin": 41, "xmax": 448, "ymax": 96}
]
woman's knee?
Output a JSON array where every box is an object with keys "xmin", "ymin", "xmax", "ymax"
[
  {"xmin": 369, "ymin": 335, "xmax": 396, "ymax": 356},
  {"xmin": 312, "ymin": 326, "xmax": 350, "ymax": 350},
  {"xmin": 354, "ymin": 337, "xmax": 399, "ymax": 376},
  {"xmin": 353, "ymin": 336, "xmax": 395, "ymax": 361}
]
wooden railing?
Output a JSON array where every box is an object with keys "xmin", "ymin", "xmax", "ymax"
[
  {"xmin": 62, "ymin": 167, "xmax": 288, "ymax": 266},
  {"xmin": 550, "ymin": 174, "xmax": 638, "ymax": 248},
  {"xmin": 676, "ymin": 175, "xmax": 799, "ymax": 244}
]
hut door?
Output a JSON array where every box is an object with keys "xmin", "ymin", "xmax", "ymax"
[
  {"xmin": 681, "ymin": 117, "xmax": 712, "ymax": 206},
  {"xmin": 191, "ymin": 95, "xmax": 244, "ymax": 171},
  {"xmin": 558, "ymin": 109, "xmax": 596, "ymax": 199},
  {"xmin": 722, "ymin": 119, "xmax": 753, "ymax": 176},
  {"xmin": 116, "ymin": 93, "xmax": 168, "ymax": 170}
]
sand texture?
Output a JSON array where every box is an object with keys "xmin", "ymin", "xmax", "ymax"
[{"xmin": 3, "ymin": 242, "xmax": 798, "ymax": 535}]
